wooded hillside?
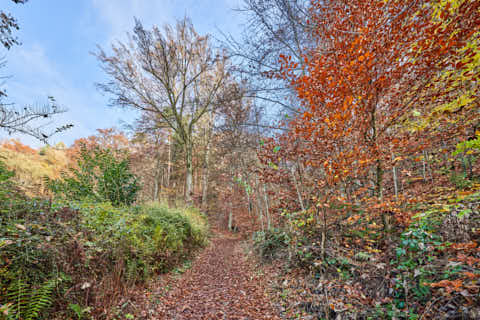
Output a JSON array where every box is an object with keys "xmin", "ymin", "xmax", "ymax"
[{"xmin": 0, "ymin": 0, "xmax": 479, "ymax": 319}]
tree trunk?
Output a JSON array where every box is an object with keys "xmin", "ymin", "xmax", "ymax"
[
  {"xmin": 201, "ymin": 136, "xmax": 211, "ymax": 208},
  {"xmin": 422, "ymin": 151, "xmax": 427, "ymax": 181},
  {"xmin": 263, "ymin": 184, "xmax": 271, "ymax": 231},
  {"xmin": 185, "ymin": 141, "xmax": 194, "ymax": 204},
  {"xmin": 257, "ymin": 194, "xmax": 264, "ymax": 232},
  {"xmin": 392, "ymin": 151, "xmax": 398, "ymax": 199},
  {"xmin": 290, "ymin": 163, "xmax": 305, "ymax": 211},
  {"xmin": 166, "ymin": 134, "xmax": 171, "ymax": 189},
  {"xmin": 228, "ymin": 205, "xmax": 233, "ymax": 230},
  {"xmin": 153, "ymin": 148, "xmax": 162, "ymax": 202},
  {"xmin": 321, "ymin": 206, "xmax": 327, "ymax": 259},
  {"xmin": 228, "ymin": 168, "xmax": 235, "ymax": 230},
  {"xmin": 467, "ymin": 155, "xmax": 473, "ymax": 179},
  {"xmin": 255, "ymin": 177, "xmax": 264, "ymax": 232},
  {"xmin": 376, "ymin": 159, "xmax": 383, "ymax": 199},
  {"xmin": 153, "ymin": 175, "xmax": 159, "ymax": 202},
  {"xmin": 245, "ymin": 184, "xmax": 252, "ymax": 217},
  {"xmin": 376, "ymin": 159, "xmax": 390, "ymax": 235}
]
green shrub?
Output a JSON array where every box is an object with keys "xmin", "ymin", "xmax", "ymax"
[
  {"xmin": 449, "ymin": 172, "xmax": 473, "ymax": 189},
  {"xmin": 1, "ymin": 199, "xmax": 208, "ymax": 319},
  {"xmin": 57, "ymin": 200, "xmax": 208, "ymax": 278},
  {"xmin": 48, "ymin": 145, "xmax": 140, "ymax": 206},
  {"xmin": 1, "ymin": 160, "xmax": 207, "ymax": 319},
  {"xmin": 452, "ymin": 134, "xmax": 480, "ymax": 157},
  {"xmin": 0, "ymin": 161, "xmax": 68, "ymax": 320},
  {"xmin": 253, "ymin": 228, "xmax": 290, "ymax": 260},
  {"xmin": 142, "ymin": 202, "xmax": 208, "ymax": 247},
  {"xmin": 0, "ymin": 159, "xmax": 15, "ymax": 206}
]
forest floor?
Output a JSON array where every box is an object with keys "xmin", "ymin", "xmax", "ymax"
[{"xmin": 127, "ymin": 225, "xmax": 281, "ymax": 320}]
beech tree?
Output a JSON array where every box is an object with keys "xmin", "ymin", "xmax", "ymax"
[
  {"xmin": 271, "ymin": 0, "xmax": 479, "ymax": 225},
  {"xmin": 96, "ymin": 18, "xmax": 230, "ymax": 203}
]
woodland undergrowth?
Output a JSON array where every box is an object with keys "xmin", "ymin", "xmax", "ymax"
[
  {"xmin": 0, "ymin": 151, "xmax": 208, "ymax": 319},
  {"xmin": 253, "ymin": 168, "xmax": 480, "ymax": 320}
]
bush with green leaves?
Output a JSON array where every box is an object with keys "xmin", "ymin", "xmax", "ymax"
[
  {"xmin": 451, "ymin": 134, "xmax": 479, "ymax": 185},
  {"xmin": 0, "ymin": 161, "xmax": 67, "ymax": 320},
  {"xmin": 64, "ymin": 200, "xmax": 208, "ymax": 278},
  {"xmin": 1, "ymin": 160, "xmax": 208, "ymax": 319},
  {"xmin": 375, "ymin": 193, "xmax": 480, "ymax": 319},
  {"xmin": 0, "ymin": 160, "xmax": 16, "ymax": 210},
  {"xmin": 253, "ymin": 228, "xmax": 290, "ymax": 260},
  {"xmin": 1, "ymin": 199, "xmax": 208, "ymax": 319},
  {"xmin": 48, "ymin": 145, "xmax": 140, "ymax": 206},
  {"xmin": 449, "ymin": 171, "xmax": 473, "ymax": 189},
  {"xmin": 387, "ymin": 222, "xmax": 439, "ymax": 318},
  {"xmin": 453, "ymin": 134, "xmax": 480, "ymax": 158}
]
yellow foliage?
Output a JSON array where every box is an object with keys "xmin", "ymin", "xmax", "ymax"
[
  {"xmin": 0, "ymin": 143, "xmax": 70, "ymax": 196},
  {"xmin": 403, "ymin": 23, "xmax": 479, "ymax": 134}
]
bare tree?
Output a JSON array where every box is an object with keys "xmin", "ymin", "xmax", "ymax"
[
  {"xmin": 0, "ymin": 94, "xmax": 70, "ymax": 143},
  {"xmin": 96, "ymin": 18, "xmax": 230, "ymax": 203},
  {"xmin": 0, "ymin": 0, "xmax": 70, "ymax": 143},
  {"xmin": 223, "ymin": 0, "xmax": 312, "ymax": 120}
]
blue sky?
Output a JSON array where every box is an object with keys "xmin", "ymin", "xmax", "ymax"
[{"xmin": 1, "ymin": 0, "xmax": 243, "ymax": 147}]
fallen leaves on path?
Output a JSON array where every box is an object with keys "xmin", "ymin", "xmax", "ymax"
[{"xmin": 132, "ymin": 229, "xmax": 281, "ymax": 320}]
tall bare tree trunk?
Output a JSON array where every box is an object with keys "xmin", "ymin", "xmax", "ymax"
[
  {"xmin": 228, "ymin": 169, "xmax": 234, "ymax": 230},
  {"xmin": 153, "ymin": 178, "xmax": 159, "ymax": 202},
  {"xmin": 228, "ymin": 204, "xmax": 233, "ymax": 230},
  {"xmin": 245, "ymin": 183, "xmax": 252, "ymax": 217},
  {"xmin": 166, "ymin": 134, "xmax": 171, "ymax": 189},
  {"xmin": 153, "ymin": 142, "xmax": 163, "ymax": 201},
  {"xmin": 185, "ymin": 141, "xmax": 194, "ymax": 204},
  {"xmin": 290, "ymin": 163, "xmax": 305, "ymax": 211},
  {"xmin": 376, "ymin": 160, "xmax": 384, "ymax": 199},
  {"xmin": 153, "ymin": 170, "xmax": 160, "ymax": 202},
  {"xmin": 255, "ymin": 176, "xmax": 264, "ymax": 232},
  {"xmin": 263, "ymin": 184, "xmax": 271, "ymax": 231},
  {"xmin": 201, "ymin": 123, "xmax": 212, "ymax": 208},
  {"xmin": 321, "ymin": 206, "xmax": 327, "ymax": 259},
  {"xmin": 422, "ymin": 151, "xmax": 427, "ymax": 181},
  {"xmin": 467, "ymin": 154, "xmax": 473, "ymax": 179},
  {"xmin": 201, "ymin": 159, "xmax": 209, "ymax": 207},
  {"xmin": 392, "ymin": 151, "xmax": 398, "ymax": 199}
]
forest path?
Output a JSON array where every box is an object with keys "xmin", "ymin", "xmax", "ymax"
[{"xmin": 137, "ymin": 228, "xmax": 281, "ymax": 320}]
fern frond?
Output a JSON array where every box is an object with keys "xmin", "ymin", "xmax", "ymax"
[
  {"xmin": 4, "ymin": 277, "xmax": 58, "ymax": 320},
  {"xmin": 5, "ymin": 278, "xmax": 29, "ymax": 318},
  {"xmin": 25, "ymin": 278, "xmax": 56, "ymax": 320}
]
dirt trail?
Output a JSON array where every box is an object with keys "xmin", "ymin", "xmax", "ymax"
[{"xmin": 140, "ymin": 229, "xmax": 280, "ymax": 320}]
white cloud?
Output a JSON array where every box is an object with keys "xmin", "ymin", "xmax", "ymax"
[
  {"xmin": 0, "ymin": 0, "xmax": 242, "ymax": 148},
  {"xmin": 91, "ymin": 0, "xmax": 243, "ymax": 44},
  {"xmin": 1, "ymin": 42, "xmax": 131, "ymax": 148},
  {"xmin": 92, "ymin": 0, "xmax": 176, "ymax": 44}
]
